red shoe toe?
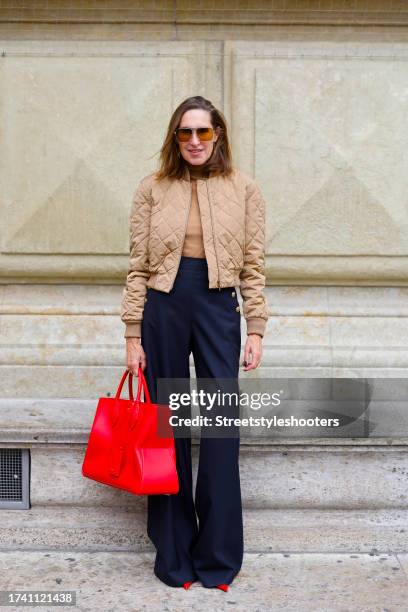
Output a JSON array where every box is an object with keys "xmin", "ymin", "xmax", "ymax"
[
  {"xmin": 217, "ymin": 584, "xmax": 229, "ymax": 592},
  {"xmin": 182, "ymin": 581, "xmax": 193, "ymax": 590}
]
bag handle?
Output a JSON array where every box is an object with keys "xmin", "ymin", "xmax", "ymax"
[
  {"xmin": 133, "ymin": 364, "xmax": 152, "ymax": 403},
  {"xmin": 115, "ymin": 365, "xmax": 152, "ymax": 404}
]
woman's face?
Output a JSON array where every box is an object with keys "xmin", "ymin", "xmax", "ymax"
[{"xmin": 176, "ymin": 109, "xmax": 219, "ymax": 166}]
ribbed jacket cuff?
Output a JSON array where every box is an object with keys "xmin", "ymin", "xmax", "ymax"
[
  {"xmin": 246, "ymin": 317, "xmax": 266, "ymax": 337},
  {"xmin": 124, "ymin": 322, "xmax": 142, "ymax": 338}
]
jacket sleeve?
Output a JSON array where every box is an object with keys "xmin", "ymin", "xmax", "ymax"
[
  {"xmin": 239, "ymin": 177, "xmax": 269, "ymax": 337},
  {"xmin": 120, "ymin": 176, "xmax": 152, "ymax": 338}
]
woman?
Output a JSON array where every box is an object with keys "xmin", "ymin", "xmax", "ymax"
[{"xmin": 121, "ymin": 95, "xmax": 268, "ymax": 591}]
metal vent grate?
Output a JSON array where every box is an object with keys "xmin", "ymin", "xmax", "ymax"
[{"xmin": 0, "ymin": 449, "xmax": 30, "ymax": 509}]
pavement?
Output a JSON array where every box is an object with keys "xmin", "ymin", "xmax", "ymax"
[{"xmin": 1, "ymin": 550, "xmax": 407, "ymax": 611}]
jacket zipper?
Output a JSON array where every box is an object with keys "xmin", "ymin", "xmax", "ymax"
[
  {"xmin": 175, "ymin": 181, "xmax": 193, "ymax": 278},
  {"xmin": 206, "ymin": 182, "xmax": 221, "ymax": 290}
]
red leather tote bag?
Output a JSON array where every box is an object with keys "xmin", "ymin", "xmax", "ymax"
[{"xmin": 82, "ymin": 365, "xmax": 179, "ymax": 495}]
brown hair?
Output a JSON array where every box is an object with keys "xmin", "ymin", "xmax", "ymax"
[{"xmin": 153, "ymin": 96, "xmax": 234, "ymax": 181}]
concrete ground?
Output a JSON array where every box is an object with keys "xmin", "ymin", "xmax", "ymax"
[{"xmin": 1, "ymin": 551, "xmax": 407, "ymax": 611}]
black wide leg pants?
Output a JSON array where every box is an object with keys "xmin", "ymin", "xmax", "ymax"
[{"xmin": 140, "ymin": 256, "xmax": 243, "ymax": 588}]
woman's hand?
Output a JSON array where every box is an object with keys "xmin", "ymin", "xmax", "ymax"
[
  {"xmin": 126, "ymin": 337, "xmax": 147, "ymax": 375},
  {"xmin": 242, "ymin": 333, "xmax": 263, "ymax": 371}
]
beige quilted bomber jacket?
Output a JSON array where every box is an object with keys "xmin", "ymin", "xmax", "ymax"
[{"xmin": 121, "ymin": 165, "xmax": 269, "ymax": 338}]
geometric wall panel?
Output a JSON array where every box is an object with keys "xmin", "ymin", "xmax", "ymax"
[
  {"xmin": 228, "ymin": 42, "xmax": 408, "ymax": 259},
  {"xmin": 0, "ymin": 41, "xmax": 221, "ymax": 257}
]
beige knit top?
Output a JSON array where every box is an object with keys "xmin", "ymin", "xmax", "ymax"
[{"xmin": 181, "ymin": 163, "xmax": 208, "ymax": 258}]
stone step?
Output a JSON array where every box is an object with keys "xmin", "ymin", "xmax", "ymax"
[
  {"xmin": 10, "ymin": 443, "xmax": 405, "ymax": 509},
  {"xmin": 8, "ymin": 365, "xmax": 408, "ymax": 400},
  {"xmin": 2, "ymin": 283, "xmax": 408, "ymax": 398},
  {"xmin": 0, "ymin": 550, "xmax": 407, "ymax": 611},
  {"xmin": 1, "ymin": 399, "xmax": 408, "ymax": 509},
  {"xmin": 0, "ymin": 506, "xmax": 407, "ymax": 554},
  {"xmin": 2, "ymin": 395, "xmax": 408, "ymax": 441},
  {"xmin": 4, "ymin": 363, "xmax": 408, "ymax": 400}
]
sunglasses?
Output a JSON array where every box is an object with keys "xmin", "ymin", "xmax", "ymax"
[{"xmin": 174, "ymin": 126, "xmax": 217, "ymax": 142}]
